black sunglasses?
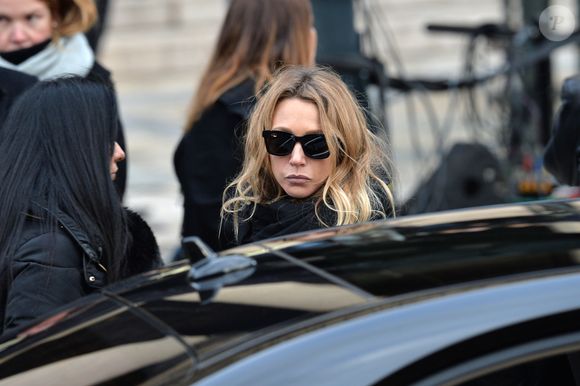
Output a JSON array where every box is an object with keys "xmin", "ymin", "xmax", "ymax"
[{"xmin": 262, "ymin": 130, "xmax": 330, "ymax": 159}]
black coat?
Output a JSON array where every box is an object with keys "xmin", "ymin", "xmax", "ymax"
[
  {"xmin": 0, "ymin": 68, "xmax": 37, "ymax": 125},
  {"xmin": 174, "ymin": 79, "xmax": 255, "ymax": 251},
  {"xmin": 0, "ymin": 62, "xmax": 127, "ymax": 200},
  {"xmin": 2, "ymin": 208, "xmax": 161, "ymax": 336}
]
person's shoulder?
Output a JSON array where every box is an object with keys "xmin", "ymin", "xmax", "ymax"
[
  {"xmin": 220, "ymin": 78, "xmax": 255, "ymax": 103},
  {"xmin": 218, "ymin": 78, "xmax": 256, "ymax": 119},
  {"xmin": 0, "ymin": 68, "xmax": 37, "ymax": 121},
  {"xmin": 125, "ymin": 208, "xmax": 156, "ymax": 242},
  {"xmin": 124, "ymin": 208, "xmax": 162, "ymax": 275},
  {"xmin": 185, "ymin": 99, "xmax": 246, "ymax": 137},
  {"xmin": 87, "ymin": 61, "xmax": 112, "ymax": 82},
  {"xmin": 0, "ymin": 68, "xmax": 37, "ymax": 95},
  {"xmin": 14, "ymin": 218, "xmax": 82, "ymax": 268}
]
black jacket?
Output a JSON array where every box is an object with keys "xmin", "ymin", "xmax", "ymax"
[
  {"xmin": 174, "ymin": 78, "xmax": 255, "ymax": 251},
  {"xmin": 2, "ymin": 208, "xmax": 161, "ymax": 336},
  {"xmin": 0, "ymin": 68, "xmax": 37, "ymax": 125}
]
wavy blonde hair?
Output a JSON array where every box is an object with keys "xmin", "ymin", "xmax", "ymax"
[
  {"xmin": 41, "ymin": 0, "xmax": 97, "ymax": 39},
  {"xmin": 222, "ymin": 66, "xmax": 396, "ymax": 238},
  {"xmin": 184, "ymin": 0, "xmax": 315, "ymax": 130}
]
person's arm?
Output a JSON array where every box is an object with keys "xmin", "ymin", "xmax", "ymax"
[{"xmin": 4, "ymin": 232, "xmax": 87, "ymax": 334}]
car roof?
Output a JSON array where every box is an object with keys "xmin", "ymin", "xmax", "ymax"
[{"xmin": 222, "ymin": 198, "xmax": 580, "ymax": 297}]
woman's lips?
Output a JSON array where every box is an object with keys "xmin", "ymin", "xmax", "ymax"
[{"xmin": 286, "ymin": 174, "xmax": 310, "ymax": 183}]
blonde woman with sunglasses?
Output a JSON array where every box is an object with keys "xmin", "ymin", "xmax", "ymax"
[{"xmin": 221, "ymin": 66, "xmax": 396, "ymax": 247}]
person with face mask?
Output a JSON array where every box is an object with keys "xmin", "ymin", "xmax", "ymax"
[{"xmin": 0, "ymin": 0, "xmax": 128, "ymax": 199}]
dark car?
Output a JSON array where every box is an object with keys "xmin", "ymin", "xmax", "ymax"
[{"xmin": 1, "ymin": 199, "xmax": 580, "ymax": 385}]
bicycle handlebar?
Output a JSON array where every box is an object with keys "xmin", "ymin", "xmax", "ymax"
[{"xmin": 426, "ymin": 23, "xmax": 515, "ymax": 38}]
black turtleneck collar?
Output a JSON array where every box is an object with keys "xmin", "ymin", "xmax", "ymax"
[{"xmin": 1, "ymin": 39, "xmax": 51, "ymax": 65}]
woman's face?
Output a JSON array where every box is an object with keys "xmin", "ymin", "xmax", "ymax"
[
  {"xmin": 110, "ymin": 142, "xmax": 125, "ymax": 181},
  {"xmin": 268, "ymin": 98, "xmax": 332, "ymax": 199},
  {"xmin": 0, "ymin": 0, "xmax": 53, "ymax": 52}
]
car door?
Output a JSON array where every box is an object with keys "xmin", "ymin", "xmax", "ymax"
[
  {"xmin": 192, "ymin": 269, "xmax": 580, "ymax": 386},
  {"xmin": 0, "ymin": 295, "xmax": 196, "ymax": 386},
  {"xmin": 382, "ymin": 309, "xmax": 580, "ymax": 385}
]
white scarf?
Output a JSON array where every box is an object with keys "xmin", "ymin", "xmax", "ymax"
[{"xmin": 0, "ymin": 34, "xmax": 94, "ymax": 80}]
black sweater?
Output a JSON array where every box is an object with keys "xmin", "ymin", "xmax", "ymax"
[{"xmin": 174, "ymin": 79, "xmax": 255, "ymax": 251}]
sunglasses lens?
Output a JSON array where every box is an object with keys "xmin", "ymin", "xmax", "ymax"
[
  {"xmin": 302, "ymin": 135, "xmax": 330, "ymax": 159},
  {"xmin": 263, "ymin": 131, "xmax": 330, "ymax": 159},
  {"xmin": 264, "ymin": 131, "xmax": 294, "ymax": 156}
]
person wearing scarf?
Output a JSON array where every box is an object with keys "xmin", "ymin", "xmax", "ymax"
[
  {"xmin": 0, "ymin": 0, "xmax": 128, "ymax": 200},
  {"xmin": 221, "ymin": 66, "xmax": 396, "ymax": 248}
]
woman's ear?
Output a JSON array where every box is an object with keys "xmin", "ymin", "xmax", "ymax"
[{"xmin": 308, "ymin": 27, "xmax": 318, "ymax": 66}]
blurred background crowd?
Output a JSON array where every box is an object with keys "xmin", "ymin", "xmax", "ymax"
[{"xmin": 96, "ymin": 0, "xmax": 580, "ymax": 258}]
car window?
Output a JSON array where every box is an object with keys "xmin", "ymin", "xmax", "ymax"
[
  {"xmin": 408, "ymin": 333, "xmax": 580, "ymax": 386},
  {"xmin": 456, "ymin": 353, "xmax": 578, "ymax": 386},
  {"xmin": 373, "ymin": 304, "xmax": 580, "ymax": 386}
]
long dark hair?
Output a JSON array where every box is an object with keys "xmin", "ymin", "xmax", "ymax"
[{"xmin": 0, "ymin": 76, "xmax": 128, "ymax": 288}]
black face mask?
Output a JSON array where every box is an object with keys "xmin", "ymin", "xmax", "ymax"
[{"xmin": 1, "ymin": 39, "xmax": 51, "ymax": 65}]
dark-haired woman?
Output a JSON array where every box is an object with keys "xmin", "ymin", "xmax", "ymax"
[
  {"xmin": 173, "ymin": 0, "xmax": 317, "ymax": 251},
  {"xmin": 0, "ymin": 76, "xmax": 161, "ymax": 336},
  {"xmin": 0, "ymin": 0, "xmax": 128, "ymax": 199}
]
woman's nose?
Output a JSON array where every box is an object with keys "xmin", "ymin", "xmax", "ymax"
[
  {"xmin": 288, "ymin": 143, "xmax": 306, "ymax": 166},
  {"xmin": 9, "ymin": 24, "xmax": 28, "ymax": 43},
  {"xmin": 113, "ymin": 142, "xmax": 125, "ymax": 162}
]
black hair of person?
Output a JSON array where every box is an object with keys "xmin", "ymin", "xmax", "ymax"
[{"xmin": 0, "ymin": 76, "xmax": 128, "ymax": 287}]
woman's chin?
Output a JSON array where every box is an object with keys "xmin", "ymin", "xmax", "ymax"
[{"xmin": 282, "ymin": 186, "xmax": 316, "ymax": 199}]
